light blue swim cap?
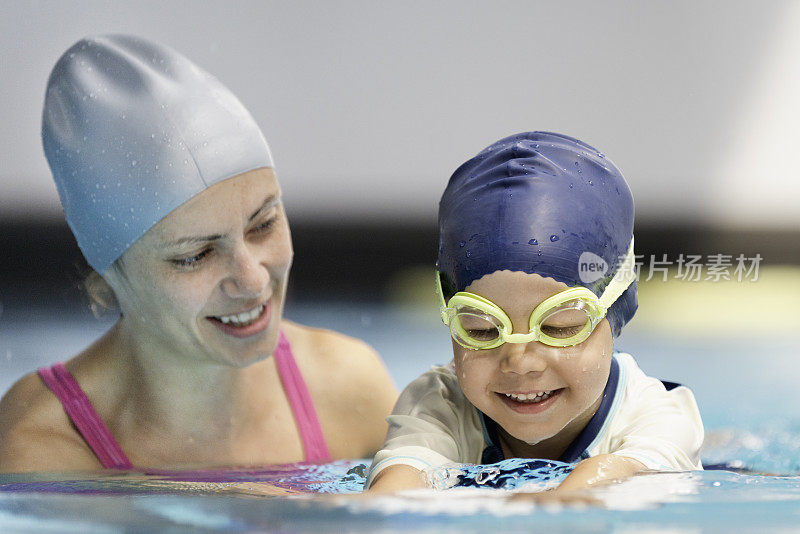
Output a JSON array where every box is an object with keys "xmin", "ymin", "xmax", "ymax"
[{"xmin": 42, "ymin": 35, "xmax": 274, "ymax": 273}]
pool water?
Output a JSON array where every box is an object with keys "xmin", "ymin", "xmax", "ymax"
[
  {"xmin": 1, "ymin": 300, "xmax": 799, "ymax": 531},
  {"xmin": 3, "ymin": 466, "xmax": 800, "ymax": 532}
]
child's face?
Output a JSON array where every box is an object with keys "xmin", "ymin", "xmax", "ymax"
[{"xmin": 452, "ymin": 270, "xmax": 613, "ymax": 448}]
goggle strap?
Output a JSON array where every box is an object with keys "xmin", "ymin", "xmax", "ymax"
[
  {"xmin": 434, "ymin": 271, "xmax": 449, "ymax": 324},
  {"xmin": 597, "ymin": 237, "xmax": 636, "ymax": 310}
]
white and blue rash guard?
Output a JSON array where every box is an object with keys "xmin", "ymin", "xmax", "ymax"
[{"xmin": 366, "ymin": 352, "xmax": 704, "ymax": 488}]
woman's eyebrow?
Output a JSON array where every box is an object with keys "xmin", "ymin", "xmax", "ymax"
[
  {"xmin": 160, "ymin": 234, "xmax": 224, "ymax": 249},
  {"xmin": 248, "ymin": 194, "xmax": 280, "ymax": 222},
  {"xmin": 159, "ymin": 195, "xmax": 280, "ymax": 249}
]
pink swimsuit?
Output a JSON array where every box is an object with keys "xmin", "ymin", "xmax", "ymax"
[{"xmin": 37, "ymin": 331, "xmax": 331, "ymax": 469}]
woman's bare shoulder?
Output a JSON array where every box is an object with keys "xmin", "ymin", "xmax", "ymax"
[
  {"xmin": 0, "ymin": 371, "xmax": 63, "ymax": 433},
  {"xmin": 0, "ymin": 371, "xmax": 99, "ymax": 472},
  {"xmin": 282, "ymin": 320, "xmax": 381, "ymax": 362},
  {"xmin": 280, "ymin": 320, "xmax": 398, "ymax": 456},
  {"xmin": 281, "ymin": 320, "xmax": 396, "ymax": 387}
]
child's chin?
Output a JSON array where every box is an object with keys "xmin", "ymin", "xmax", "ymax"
[
  {"xmin": 500, "ymin": 422, "xmax": 560, "ymax": 447},
  {"xmin": 520, "ymin": 435, "xmax": 553, "ymax": 446},
  {"xmin": 518, "ymin": 431, "xmax": 557, "ymax": 446}
]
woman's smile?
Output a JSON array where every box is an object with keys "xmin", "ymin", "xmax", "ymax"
[{"xmin": 207, "ymin": 299, "xmax": 272, "ymax": 338}]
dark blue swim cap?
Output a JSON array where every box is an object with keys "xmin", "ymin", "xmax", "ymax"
[{"xmin": 437, "ymin": 132, "xmax": 637, "ymax": 337}]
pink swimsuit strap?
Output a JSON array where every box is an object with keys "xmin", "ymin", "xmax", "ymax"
[
  {"xmin": 37, "ymin": 363, "xmax": 133, "ymax": 470},
  {"xmin": 273, "ymin": 331, "xmax": 332, "ymax": 463},
  {"xmin": 38, "ymin": 330, "xmax": 330, "ymax": 468}
]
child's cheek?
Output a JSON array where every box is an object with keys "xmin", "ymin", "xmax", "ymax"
[
  {"xmin": 453, "ymin": 347, "xmax": 495, "ymax": 402},
  {"xmin": 559, "ymin": 330, "xmax": 613, "ymax": 401}
]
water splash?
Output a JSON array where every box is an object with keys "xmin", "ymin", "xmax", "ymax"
[{"xmin": 426, "ymin": 458, "xmax": 574, "ymax": 491}]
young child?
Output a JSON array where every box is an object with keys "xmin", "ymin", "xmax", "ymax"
[{"xmin": 367, "ymin": 132, "xmax": 704, "ymax": 493}]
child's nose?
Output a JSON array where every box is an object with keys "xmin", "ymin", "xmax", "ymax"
[{"xmin": 499, "ymin": 341, "xmax": 549, "ymax": 375}]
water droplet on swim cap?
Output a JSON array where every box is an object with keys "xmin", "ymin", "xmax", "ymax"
[
  {"xmin": 529, "ymin": 238, "xmax": 538, "ymax": 245},
  {"xmin": 550, "ymin": 234, "xmax": 559, "ymax": 242},
  {"xmin": 42, "ymin": 35, "xmax": 274, "ymax": 274}
]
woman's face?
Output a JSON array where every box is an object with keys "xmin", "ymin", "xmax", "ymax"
[
  {"xmin": 452, "ymin": 270, "xmax": 613, "ymax": 448},
  {"xmin": 106, "ymin": 167, "xmax": 293, "ymax": 367}
]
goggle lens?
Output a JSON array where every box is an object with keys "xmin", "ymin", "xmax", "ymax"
[
  {"xmin": 449, "ymin": 306, "xmax": 503, "ymax": 348},
  {"xmin": 537, "ymin": 302, "xmax": 594, "ymax": 344}
]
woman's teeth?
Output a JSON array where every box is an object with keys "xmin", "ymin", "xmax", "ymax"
[
  {"xmin": 215, "ymin": 304, "xmax": 265, "ymax": 327},
  {"xmin": 504, "ymin": 390, "xmax": 554, "ymax": 403}
]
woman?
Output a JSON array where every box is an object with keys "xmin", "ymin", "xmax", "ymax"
[{"xmin": 0, "ymin": 35, "xmax": 397, "ymax": 471}]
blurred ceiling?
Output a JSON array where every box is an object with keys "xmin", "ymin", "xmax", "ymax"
[{"xmin": 1, "ymin": 0, "xmax": 798, "ymax": 228}]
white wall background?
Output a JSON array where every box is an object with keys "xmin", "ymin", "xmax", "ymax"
[{"xmin": 1, "ymin": 0, "xmax": 798, "ymax": 228}]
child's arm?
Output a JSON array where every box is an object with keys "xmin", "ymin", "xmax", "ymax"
[
  {"xmin": 556, "ymin": 454, "xmax": 647, "ymax": 492},
  {"xmin": 367, "ymin": 464, "xmax": 428, "ymax": 493},
  {"xmin": 551, "ymin": 353, "xmax": 704, "ymax": 494},
  {"xmin": 365, "ymin": 364, "xmax": 480, "ymax": 491},
  {"xmin": 367, "ymin": 455, "xmax": 647, "ymax": 494}
]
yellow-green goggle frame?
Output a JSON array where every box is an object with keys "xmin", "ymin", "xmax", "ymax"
[{"xmin": 436, "ymin": 238, "xmax": 636, "ymax": 349}]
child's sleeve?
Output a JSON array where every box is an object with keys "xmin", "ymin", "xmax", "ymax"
[
  {"xmin": 366, "ymin": 364, "xmax": 479, "ymax": 488},
  {"xmin": 606, "ymin": 355, "xmax": 705, "ymax": 471}
]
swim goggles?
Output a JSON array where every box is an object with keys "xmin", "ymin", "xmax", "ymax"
[{"xmin": 436, "ymin": 238, "xmax": 636, "ymax": 349}]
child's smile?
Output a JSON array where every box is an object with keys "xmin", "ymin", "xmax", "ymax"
[
  {"xmin": 497, "ymin": 388, "xmax": 563, "ymax": 414},
  {"xmin": 452, "ymin": 270, "xmax": 613, "ymax": 451}
]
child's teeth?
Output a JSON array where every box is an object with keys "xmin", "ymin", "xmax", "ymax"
[{"xmin": 504, "ymin": 390, "xmax": 554, "ymax": 403}]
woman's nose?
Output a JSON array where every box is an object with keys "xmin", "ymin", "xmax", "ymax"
[
  {"xmin": 499, "ymin": 341, "xmax": 549, "ymax": 375},
  {"xmin": 221, "ymin": 245, "xmax": 269, "ymax": 299}
]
